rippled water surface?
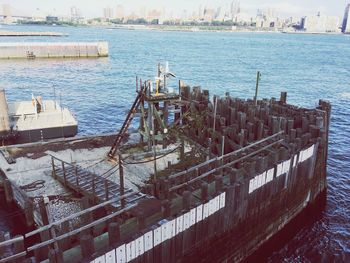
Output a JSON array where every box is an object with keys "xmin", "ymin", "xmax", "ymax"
[{"xmin": 0, "ymin": 25, "xmax": 349, "ymax": 261}]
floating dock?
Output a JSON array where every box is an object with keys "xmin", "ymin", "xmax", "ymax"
[
  {"xmin": 0, "ymin": 64, "xmax": 331, "ymax": 263},
  {"xmin": 0, "ymin": 89, "xmax": 78, "ymax": 144},
  {"xmin": 0, "ymin": 31, "xmax": 67, "ymax": 37},
  {"xmin": 0, "ymin": 42, "xmax": 108, "ymax": 59}
]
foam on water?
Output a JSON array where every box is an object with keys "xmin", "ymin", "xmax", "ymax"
[{"xmin": 340, "ymin": 92, "xmax": 350, "ymax": 100}]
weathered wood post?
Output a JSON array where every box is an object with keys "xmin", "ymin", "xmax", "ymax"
[
  {"xmin": 48, "ymin": 248, "xmax": 64, "ymax": 263},
  {"xmin": 80, "ymin": 234, "xmax": 95, "ymax": 260},
  {"xmin": 3, "ymin": 179, "xmax": 13, "ymax": 204},
  {"xmin": 162, "ymin": 199, "xmax": 171, "ymax": 218},
  {"xmin": 61, "ymin": 161, "xmax": 66, "ymax": 186},
  {"xmin": 58, "ymin": 221, "xmax": 71, "ymax": 252},
  {"xmin": 25, "ymin": 199, "xmax": 35, "ymax": 228},
  {"xmin": 105, "ymin": 180, "xmax": 109, "ymax": 200},
  {"xmin": 51, "ymin": 156, "xmax": 57, "ymax": 179},
  {"xmin": 119, "ymin": 154, "xmax": 125, "ymax": 207},
  {"xmin": 108, "ymin": 222, "xmax": 120, "ymax": 247},
  {"xmin": 201, "ymin": 182, "xmax": 209, "ymax": 202},
  {"xmin": 39, "ymin": 198, "xmax": 49, "ymax": 226},
  {"xmin": 74, "ymin": 165, "xmax": 79, "ymax": 186}
]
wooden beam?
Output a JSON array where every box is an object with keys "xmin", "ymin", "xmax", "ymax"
[
  {"xmin": 169, "ymin": 131, "xmax": 284, "ymax": 180},
  {"xmin": 25, "ymin": 191, "xmax": 141, "ymax": 238},
  {"xmin": 169, "ymin": 139, "xmax": 284, "ymax": 192},
  {"xmin": 27, "ymin": 198, "xmax": 143, "ymax": 252}
]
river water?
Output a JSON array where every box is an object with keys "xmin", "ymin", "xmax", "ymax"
[{"xmin": 0, "ymin": 25, "xmax": 349, "ymax": 261}]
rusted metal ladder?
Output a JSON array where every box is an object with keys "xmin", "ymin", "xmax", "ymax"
[{"xmin": 108, "ymin": 85, "xmax": 146, "ymax": 158}]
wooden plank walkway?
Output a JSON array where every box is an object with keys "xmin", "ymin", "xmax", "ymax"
[{"xmin": 50, "ymin": 157, "xmax": 142, "ymax": 208}]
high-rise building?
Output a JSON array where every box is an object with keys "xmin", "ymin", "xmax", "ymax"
[
  {"xmin": 301, "ymin": 12, "xmax": 339, "ymax": 33},
  {"xmin": 103, "ymin": 7, "xmax": 114, "ymax": 20},
  {"xmin": 115, "ymin": 5, "xmax": 125, "ymax": 20},
  {"xmin": 139, "ymin": 6, "xmax": 147, "ymax": 19},
  {"xmin": 71, "ymin": 6, "xmax": 78, "ymax": 17},
  {"xmin": 198, "ymin": 5, "xmax": 204, "ymax": 19},
  {"xmin": 2, "ymin": 4, "xmax": 13, "ymax": 23},
  {"xmin": 342, "ymin": 4, "xmax": 350, "ymax": 33},
  {"xmin": 230, "ymin": 0, "xmax": 240, "ymax": 19},
  {"xmin": 70, "ymin": 6, "xmax": 83, "ymax": 23}
]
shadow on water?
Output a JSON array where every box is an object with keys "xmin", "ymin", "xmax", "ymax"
[{"xmin": 244, "ymin": 191, "xmax": 327, "ymax": 263}]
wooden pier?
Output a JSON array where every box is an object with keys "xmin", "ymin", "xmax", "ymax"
[
  {"xmin": 0, "ymin": 42, "xmax": 108, "ymax": 59},
  {"xmin": 0, "ymin": 31, "xmax": 67, "ymax": 37},
  {"xmin": 0, "ymin": 66, "xmax": 332, "ymax": 263}
]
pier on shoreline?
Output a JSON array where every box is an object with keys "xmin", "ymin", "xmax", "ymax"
[
  {"xmin": 0, "ymin": 42, "xmax": 109, "ymax": 59},
  {"xmin": 0, "ymin": 31, "xmax": 67, "ymax": 37}
]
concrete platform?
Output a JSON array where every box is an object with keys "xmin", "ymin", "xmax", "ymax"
[
  {"xmin": 0, "ymin": 31, "xmax": 67, "ymax": 37},
  {"xmin": 0, "ymin": 42, "xmax": 108, "ymax": 59}
]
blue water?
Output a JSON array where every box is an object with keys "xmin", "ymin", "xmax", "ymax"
[{"xmin": 0, "ymin": 25, "xmax": 350, "ymax": 261}]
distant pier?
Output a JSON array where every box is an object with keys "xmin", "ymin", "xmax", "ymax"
[
  {"xmin": 0, "ymin": 42, "xmax": 109, "ymax": 59},
  {"xmin": 0, "ymin": 31, "xmax": 67, "ymax": 37}
]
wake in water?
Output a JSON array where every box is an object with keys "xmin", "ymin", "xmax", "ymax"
[{"xmin": 340, "ymin": 92, "xmax": 350, "ymax": 100}]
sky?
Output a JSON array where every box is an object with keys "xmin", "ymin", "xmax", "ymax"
[{"xmin": 1, "ymin": 0, "xmax": 349, "ymax": 18}]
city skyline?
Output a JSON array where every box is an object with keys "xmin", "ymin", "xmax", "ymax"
[{"xmin": 1, "ymin": 0, "xmax": 349, "ymax": 18}]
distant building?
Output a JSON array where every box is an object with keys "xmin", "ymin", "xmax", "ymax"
[
  {"xmin": 139, "ymin": 6, "xmax": 147, "ymax": 19},
  {"xmin": 203, "ymin": 8, "xmax": 215, "ymax": 22},
  {"xmin": 115, "ymin": 5, "xmax": 125, "ymax": 20},
  {"xmin": 342, "ymin": 4, "xmax": 350, "ymax": 33},
  {"xmin": 103, "ymin": 7, "xmax": 114, "ymax": 20},
  {"xmin": 147, "ymin": 9, "xmax": 162, "ymax": 22},
  {"xmin": 301, "ymin": 12, "xmax": 339, "ymax": 33},
  {"xmin": 230, "ymin": 0, "xmax": 240, "ymax": 19},
  {"xmin": 46, "ymin": 16, "xmax": 59, "ymax": 23},
  {"xmin": 70, "ymin": 6, "xmax": 84, "ymax": 24},
  {"xmin": 2, "ymin": 4, "xmax": 13, "ymax": 23},
  {"xmin": 255, "ymin": 8, "xmax": 278, "ymax": 29}
]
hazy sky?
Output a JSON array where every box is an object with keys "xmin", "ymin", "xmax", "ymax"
[{"xmin": 1, "ymin": 0, "xmax": 349, "ymax": 18}]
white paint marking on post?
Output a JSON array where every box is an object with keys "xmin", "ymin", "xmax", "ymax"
[
  {"xmin": 203, "ymin": 202, "xmax": 209, "ymax": 219},
  {"xmin": 170, "ymin": 219, "xmax": 176, "ymax": 238},
  {"xmin": 144, "ymin": 231, "xmax": 153, "ymax": 252},
  {"xmin": 261, "ymin": 172, "xmax": 267, "ymax": 185},
  {"xmin": 219, "ymin": 192, "xmax": 226, "ymax": 209},
  {"xmin": 253, "ymin": 176, "xmax": 258, "ymax": 191},
  {"xmin": 135, "ymin": 236, "xmax": 144, "ymax": 258},
  {"xmin": 196, "ymin": 204, "xmax": 203, "ymax": 222},
  {"xmin": 105, "ymin": 249, "xmax": 116, "ymax": 263},
  {"xmin": 190, "ymin": 208, "xmax": 196, "ymax": 227},
  {"xmin": 249, "ymin": 179, "xmax": 254, "ymax": 193},
  {"xmin": 161, "ymin": 222, "xmax": 168, "ymax": 242},
  {"xmin": 283, "ymin": 159, "xmax": 291, "ymax": 174},
  {"xmin": 183, "ymin": 211, "xmax": 190, "ymax": 230},
  {"xmin": 276, "ymin": 163, "xmax": 283, "ymax": 177},
  {"xmin": 153, "ymin": 226, "xmax": 162, "ymax": 247},
  {"xmin": 214, "ymin": 195, "xmax": 220, "ymax": 213},
  {"xmin": 166, "ymin": 221, "xmax": 172, "ymax": 240},
  {"xmin": 116, "ymin": 244, "xmax": 126, "ymax": 263},
  {"xmin": 126, "ymin": 241, "xmax": 136, "ymax": 262},
  {"xmin": 176, "ymin": 215, "xmax": 184, "ymax": 234}
]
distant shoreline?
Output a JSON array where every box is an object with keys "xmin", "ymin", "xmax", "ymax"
[{"xmin": 1, "ymin": 23, "xmax": 346, "ymax": 36}]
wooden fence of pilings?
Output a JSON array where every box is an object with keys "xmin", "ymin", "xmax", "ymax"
[
  {"xmin": 0, "ymin": 190, "xmax": 145, "ymax": 263},
  {"xmin": 178, "ymin": 86, "xmax": 328, "ymax": 156},
  {"xmin": 1, "ymin": 169, "xmax": 42, "ymax": 228}
]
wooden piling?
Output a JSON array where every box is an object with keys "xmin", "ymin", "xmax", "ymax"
[
  {"xmin": 108, "ymin": 222, "xmax": 120, "ymax": 246},
  {"xmin": 3, "ymin": 179, "xmax": 13, "ymax": 204},
  {"xmin": 24, "ymin": 200, "xmax": 35, "ymax": 228},
  {"xmin": 80, "ymin": 234, "xmax": 95, "ymax": 259}
]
